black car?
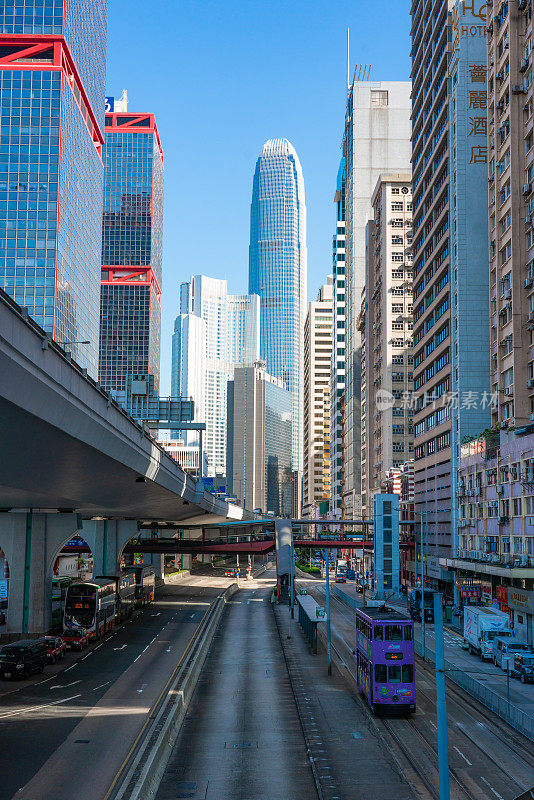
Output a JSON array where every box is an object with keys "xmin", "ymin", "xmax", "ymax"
[
  {"xmin": 512, "ymin": 652, "xmax": 534, "ymax": 683},
  {"xmin": 0, "ymin": 639, "xmax": 47, "ymax": 679}
]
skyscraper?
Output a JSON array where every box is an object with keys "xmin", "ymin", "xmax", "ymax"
[
  {"xmin": 171, "ymin": 275, "xmax": 260, "ymax": 478},
  {"xmin": 248, "ymin": 138, "xmax": 307, "ymax": 503},
  {"xmin": 342, "ymin": 81, "xmax": 412, "ymax": 518},
  {"xmin": 227, "ymin": 362, "xmax": 292, "ymax": 516},
  {"xmin": 330, "ymin": 159, "xmax": 347, "ymax": 519},
  {"xmin": 98, "ymin": 109, "xmax": 164, "ymax": 393},
  {"xmin": 303, "ymin": 278, "xmax": 334, "ymax": 518},
  {"xmin": 411, "ymin": 0, "xmax": 489, "ymax": 599},
  {"xmin": 360, "ymin": 173, "xmax": 414, "ymax": 510},
  {"xmin": 0, "ymin": 0, "xmax": 107, "ymax": 378}
]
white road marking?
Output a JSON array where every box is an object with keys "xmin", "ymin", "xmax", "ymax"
[
  {"xmin": 429, "ymin": 720, "xmax": 437, "ymax": 731},
  {"xmin": 151, "ymin": 612, "xmax": 161, "ymax": 617},
  {"xmin": 50, "ymin": 680, "xmax": 82, "ymax": 690},
  {"xmin": 0, "ymin": 694, "xmax": 82, "ymax": 719},
  {"xmin": 453, "ymin": 746, "xmax": 472, "ymax": 765},
  {"xmin": 133, "ymin": 654, "xmax": 141, "ymax": 663},
  {"xmin": 34, "ymin": 676, "xmax": 55, "ymax": 686},
  {"xmin": 137, "ymin": 683, "xmax": 148, "ymax": 693},
  {"xmin": 94, "ymin": 643, "xmax": 104, "ymax": 650},
  {"xmin": 81, "ymin": 652, "xmax": 92, "ymax": 661},
  {"xmin": 481, "ymin": 777, "xmax": 505, "ymax": 799},
  {"xmin": 64, "ymin": 663, "xmax": 78, "ymax": 672},
  {"xmin": 166, "ymin": 646, "xmax": 173, "ymax": 653},
  {"xmin": 93, "ymin": 681, "xmax": 111, "ymax": 691},
  {"xmin": 142, "ymin": 645, "xmax": 149, "ymax": 653},
  {"xmin": 113, "ymin": 644, "xmax": 127, "ymax": 651}
]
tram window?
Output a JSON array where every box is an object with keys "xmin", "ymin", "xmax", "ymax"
[
  {"xmin": 374, "ymin": 625, "xmax": 383, "ymax": 640},
  {"xmin": 375, "ymin": 664, "xmax": 387, "ymax": 683},
  {"xmin": 385, "ymin": 625, "xmax": 403, "ymax": 641},
  {"xmin": 404, "ymin": 625, "xmax": 413, "ymax": 641},
  {"xmin": 388, "ymin": 665, "xmax": 402, "ymax": 683},
  {"xmin": 402, "ymin": 665, "xmax": 414, "ymax": 682}
]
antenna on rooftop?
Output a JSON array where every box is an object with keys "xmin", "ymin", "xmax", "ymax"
[{"xmin": 346, "ymin": 28, "xmax": 350, "ymax": 92}]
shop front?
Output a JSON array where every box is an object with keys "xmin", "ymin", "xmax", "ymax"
[{"xmin": 507, "ymin": 589, "xmax": 534, "ymax": 646}]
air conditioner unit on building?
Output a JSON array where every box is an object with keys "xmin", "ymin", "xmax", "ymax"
[
  {"xmin": 527, "ymin": 378, "xmax": 534, "ymax": 388},
  {"xmin": 525, "ymin": 182, "xmax": 533, "ymax": 196},
  {"xmin": 503, "ymin": 289, "xmax": 512, "ymax": 300},
  {"xmin": 520, "ymin": 57, "xmax": 529, "ymax": 72},
  {"xmin": 512, "ymin": 85, "xmax": 526, "ymax": 94},
  {"xmin": 525, "ymin": 276, "xmax": 534, "ymax": 288},
  {"xmin": 496, "ymin": 484, "xmax": 504, "ymax": 494},
  {"xmin": 498, "ymin": 515, "xmax": 510, "ymax": 525}
]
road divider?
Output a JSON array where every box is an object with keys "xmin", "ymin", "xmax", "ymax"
[{"xmin": 105, "ymin": 582, "xmax": 239, "ymax": 800}]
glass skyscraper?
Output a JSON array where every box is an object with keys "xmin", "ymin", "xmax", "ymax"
[
  {"xmin": 171, "ymin": 275, "xmax": 260, "ymax": 478},
  {"xmin": 248, "ymin": 138, "xmax": 307, "ymax": 483},
  {"xmin": 99, "ymin": 111, "xmax": 164, "ymax": 393},
  {"xmin": 0, "ymin": 0, "xmax": 107, "ymax": 378}
]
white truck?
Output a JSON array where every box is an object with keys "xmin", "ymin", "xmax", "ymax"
[{"xmin": 463, "ymin": 606, "xmax": 511, "ymax": 660}]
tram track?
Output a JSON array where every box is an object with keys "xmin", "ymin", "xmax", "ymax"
[{"xmin": 309, "ymin": 584, "xmax": 533, "ymax": 800}]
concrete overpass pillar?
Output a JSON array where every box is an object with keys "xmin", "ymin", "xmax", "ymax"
[
  {"xmin": 0, "ymin": 512, "xmax": 81, "ymax": 636},
  {"xmin": 143, "ymin": 553, "xmax": 164, "ymax": 578},
  {"xmin": 275, "ymin": 519, "xmax": 292, "ymax": 604},
  {"xmin": 82, "ymin": 519, "xmax": 139, "ymax": 577}
]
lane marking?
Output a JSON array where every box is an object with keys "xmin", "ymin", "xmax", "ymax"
[
  {"xmin": 481, "ymin": 777, "xmax": 505, "ymax": 800},
  {"xmin": 150, "ymin": 613, "xmax": 161, "ymax": 617},
  {"xmin": 429, "ymin": 720, "xmax": 437, "ymax": 731},
  {"xmin": 0, "ymin": 693, "xmax": 82, "ymax": 719},
  {"xmin": 50, "ymin": 680, "xmax": 82, "ymax": 690},
  {"xmin": 93, "ymin": 681, "xmax": 111, "ymax": 691},
  {"xmin": 81, "ymin": 653, "xmax": 92, "ymax": 661},
  {"xmin": 113, "ymin": 644, "xmax": 127, "ymax": 651},
  {"xmin": 94, "ymin": 643, "xmax": 104, "ymax": 650},
  {"xmin": 453, "ymin": 746, "xmax": 472, "ymax": 766},
  {"xmin": 64, "ymin": 663, "xmax": 78, "ymax": 672}
]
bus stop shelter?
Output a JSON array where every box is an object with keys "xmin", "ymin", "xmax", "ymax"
[{"xmin": 296, "ymin": 593, "xmax": 328, "ymax": 654}]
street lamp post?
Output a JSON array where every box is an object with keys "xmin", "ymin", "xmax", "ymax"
[
  {"xmin": 324, "ymin": 547, "xmax": 331, "ymax": 675},
  {"xmin": 416, "ymin": 508, "xmax": 451, "ymax": 661},
  {"xmin": 434, "ymin": 592, "xmax": 450, "ymax": 800}
]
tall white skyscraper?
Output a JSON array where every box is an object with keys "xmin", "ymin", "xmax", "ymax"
[
  {"xmin": 248, "ymin": 139, "xmax": 307, "ymax": 507},
  {"xmin": 343, "ymin": 81, "xmax": 412, "ymax": 518},
  {"xmin": 171, "ymin": 275, "xmax": 260, "ymax": 478}
]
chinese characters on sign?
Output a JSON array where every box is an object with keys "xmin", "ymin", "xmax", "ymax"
[{"xmin": 468, "ymin": 68, "xmax": 488, "ymax": 165}]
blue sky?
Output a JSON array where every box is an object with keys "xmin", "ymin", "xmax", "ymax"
[{"xmin": 106, "ymin": 0, "xmax": 411, "ymax": 393}]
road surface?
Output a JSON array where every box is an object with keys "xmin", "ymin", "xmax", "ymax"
[
  {"xmin": 155, "ymin": 571, "xmax": 318, "ymax": 800},
  {"xmin": 0, "ymin": 576, "xmax": 233, "ymax": 800}
]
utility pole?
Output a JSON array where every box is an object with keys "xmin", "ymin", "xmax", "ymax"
[{"xmin": 434, "ymin": 592, "xmax": 450, "ymax": 800}]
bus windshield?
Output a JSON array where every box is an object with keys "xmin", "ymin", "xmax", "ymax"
[{"xmin": 65, "ymin": 586, "xmax": 97, "ymax": 628}]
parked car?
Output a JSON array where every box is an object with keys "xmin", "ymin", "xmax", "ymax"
[
  {"xmin": 224, "ymin": 569, "xmax": 236, "ymax": 577},
  {"xmin": 0, "ymin": 639, "xmax": 47, "ymax": 679},
  {"xmin": 62, "ymin": 630, "xmax": 89, "ymax": 651},
  {"xmin": 45, "ymin": 636, "xmax": 66, "ymax": 663},
  {"xmin": 492, "ymin": 637, "xmax": 532, "ymax": 669},
  {"xmin": 511, "ymin": 652, "xmax": 534, "ymax": 683}
]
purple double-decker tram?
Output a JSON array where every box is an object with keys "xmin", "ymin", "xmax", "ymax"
[{"xmin": 355, "ymin": 605, "xmax": 416, "ymax": 714}]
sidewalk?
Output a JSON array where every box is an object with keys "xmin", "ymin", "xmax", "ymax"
[{"xmin": 273, "ymin": 602, "xmax": 417, "ymax": 800}]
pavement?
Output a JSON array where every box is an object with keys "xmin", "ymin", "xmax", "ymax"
[
  {"xmin": 301, "ymin": 576, "xmax": 534, "ymax": 800},
  {"xmin": 334, "ymin": 581, "xmax": 534, "ymax": 717},
  {"xmin": 0, "ymin": 575, "xmax": 235, "ymax": 800},
  {"xmin": 154, "ymin": 569, "xmax": 318, "ymax": 800}
]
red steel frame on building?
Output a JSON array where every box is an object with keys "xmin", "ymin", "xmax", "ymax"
[
  {"xmin": 101, "ymin": 113, "xmax": 163, "ymax": 303},
  {"xmin": 0, "ymin": 34, "xmax": 104, "ymax": 158}
]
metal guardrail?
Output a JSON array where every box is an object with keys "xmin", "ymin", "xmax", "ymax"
[{"xmin": 413, "ymin": 639, "xmax": 534, "ymax": 742}]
